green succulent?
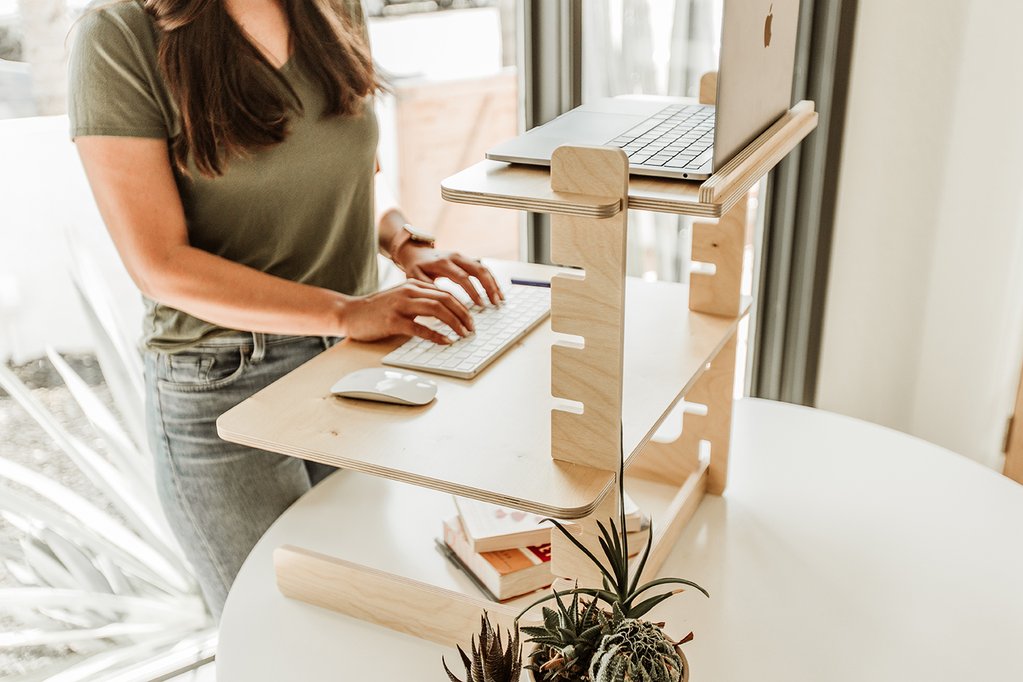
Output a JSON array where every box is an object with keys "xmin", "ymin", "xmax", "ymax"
[
  {"xmin": 442, "ymin": 612, "xmax": 523, "ymax": 682},
  {"xmin": 521, "ymin": 591, "xmax": 624, "ymax": 681},
  {"xmin": 517, "ymin": 429, "xmax": 710, "ymax": 621},
  {"xmin": 588, "ymin": 618, "xmax": 685, "ymax": 682},
  {"xmin": 515, "ymin": 424, "xmax": 707, "ymax": 680}
]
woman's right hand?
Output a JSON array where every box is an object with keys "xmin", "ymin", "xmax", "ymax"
[{"xmin": 342, "ymin": 280, "xmax": 475, "ymax": 345}]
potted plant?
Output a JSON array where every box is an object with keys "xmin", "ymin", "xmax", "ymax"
[
  {"xmin": 516, "ymin": 504, "xmax": 705, "ymax": 681},
  {"xmin": 441, "ymin": 430, "xmax": 709, "ymax": 682},
  {"xmin": 442, "ymin": 612, "xmax": 522, "ymax": 682}
]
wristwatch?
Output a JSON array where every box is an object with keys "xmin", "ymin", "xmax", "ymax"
[{"xmin": 388, "ymin": 223, "xmax": 436, "ymax": 263}]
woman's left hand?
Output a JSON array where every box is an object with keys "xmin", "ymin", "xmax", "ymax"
[{"xmin": 397, "ymin": 247, "xmax": 504, "ymax": 306}]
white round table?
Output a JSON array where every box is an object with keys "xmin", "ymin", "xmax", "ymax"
[{"xmin": 218, "ymin": 398, "xmax": 1023, "ymax": 680}]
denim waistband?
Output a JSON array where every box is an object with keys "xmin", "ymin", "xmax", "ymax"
[{"xmin": 190, "ymin": 332, "xmax": 340, "ymax": 363}]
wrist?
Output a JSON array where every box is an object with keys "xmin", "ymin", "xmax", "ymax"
[
  {"xmin": 328, "ymin": 292, "xmax": 358, "ymax": 337},
  {"xmin": 387, "ymin": 223, "xmax": 436, "ymax": 265}
]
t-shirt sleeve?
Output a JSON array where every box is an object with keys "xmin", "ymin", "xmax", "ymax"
[{"xmin": 68, "ymin": 7, "xmax": 170, "ymax": 140}]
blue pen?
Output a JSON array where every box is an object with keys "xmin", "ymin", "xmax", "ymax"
[{"xmin": 510, "ymin": 277, "xmax": 552, "ymax": 288}]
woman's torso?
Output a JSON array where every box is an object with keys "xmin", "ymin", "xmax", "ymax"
[{"xmin": 69, "ymin": 0, "xmax": 379, "ymax": 352}]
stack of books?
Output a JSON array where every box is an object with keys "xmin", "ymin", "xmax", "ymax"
[{"xmin": 438, "ymin": 493, "xmax": 651, "ymax": 602}]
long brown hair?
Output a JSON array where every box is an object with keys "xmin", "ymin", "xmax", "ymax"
[{"xmin": 142, "ymin": 0, "xmax": 378, "ymax": 177}]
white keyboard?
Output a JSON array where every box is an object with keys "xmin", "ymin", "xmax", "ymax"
[{"xmin": 382, "ymin": 284, "xmax": 551, "ymax": 379}]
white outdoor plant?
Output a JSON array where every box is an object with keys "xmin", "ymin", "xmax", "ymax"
[{"xmin": 0, "ymin": 233, "xmax": 215, "ymax": 680}]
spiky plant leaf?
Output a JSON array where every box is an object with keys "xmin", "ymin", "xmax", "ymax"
[
  {"xmin": 0, "ymin": 481, "xmax": 182, "ymax": 593},
  {"xmin": 45, "ymin": 347, "xmax": 154, "ymax": 488},
  {"xmin": 442, "ymin": 612, "xmax": 522, "ymax": 682},
  {"xmin": 0, "ymin": 364, "xmax": 180, "ymax": 562},
  {"xmin": 0, "ymin": 458, "xmax": 191, "ymax": 592}
]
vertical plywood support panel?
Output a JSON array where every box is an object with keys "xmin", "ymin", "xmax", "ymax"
[
  {"xmin": 689, "ymin": 330, "xmax": 738, "ymax": 495},
  {"xmin": 627, "ymin": 418, "xmax": 701, "ymax": 487},
  {"xmin": 631, "ymin": 330, "xmax": 737, "ymax": 495},
  {"xmin": 548, "ymin": 146, "xmax": 629, "ymax": 472},
  {"xmin": 547, "ymin": 146, "xmax": 629, "ymax": 587},
  {"xmin": 689, "ymin": 193, "xmax": 747, "ymax": 317},
  {"xmin": 550, "ymin": 485, "xmax": 621, "ymax": 587}
]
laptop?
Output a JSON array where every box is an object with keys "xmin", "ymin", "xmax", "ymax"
[{"xmin": 486, "ymin": 0, "xmax": 800, "ymax": 181}]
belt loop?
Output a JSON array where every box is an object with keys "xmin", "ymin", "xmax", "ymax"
[
  {"xmin": 320, "ymin": 336, "xmax": 331, "ymax": 350},
  {"xmin": 251, "ymin": 332, "xmax": 267, "ymax": 364}
]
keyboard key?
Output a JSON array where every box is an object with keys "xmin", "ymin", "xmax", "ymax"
[{"xmin": 690, "ymin": 149, "xmax": 713, "ymax": 167}]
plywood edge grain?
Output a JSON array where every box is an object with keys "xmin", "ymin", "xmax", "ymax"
[
  {"xmin": 217, "ymin": 413, "xmax": 616, "ymax": 520},
  {"xmin": 441, "ymin": 161, "xmax": 622, "ymax": 218},
  {"xmin": 698, "ymin": 100, "xmax": 818, "ymax": 205}
]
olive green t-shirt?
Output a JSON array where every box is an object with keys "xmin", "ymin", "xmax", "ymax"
[{"xmin": 68, "ymin": 0, "xmax": 379, "ymax": 351}]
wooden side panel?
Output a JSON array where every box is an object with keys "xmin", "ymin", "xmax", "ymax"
[
  {"xmin": 627, "ymin": 419, "xmax": 701, "ymax": 487},
  {"xmin": 274, "ymin": 546, "xmax": 527, "ymax": 647},
  {"xmin": 630, "ymin": 328, "xmax": 737, "ymax": 496},
  {"xmin": 691, "ymin": 330, "xmax": 738, "ymax": 495},
  {"xmin": 690, "ymin": 193, "xmax": 747, "ymax": 317},
  {"xmin": 550, "ymin": 484, "xmax": 621, "ymax": 587},
  {"xmin": 548, "ymin": 146, "xmax": 629, "ymax": 472}
]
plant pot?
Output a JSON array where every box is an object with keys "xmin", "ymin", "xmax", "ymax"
[{"xmin": 527, "ymin": 645, "xmax": 690, "ymax": 682}]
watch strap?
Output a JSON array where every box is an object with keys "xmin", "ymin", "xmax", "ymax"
[{"xmin": 388, "ymin": 223, "xmax": 435, "ymax": 263}]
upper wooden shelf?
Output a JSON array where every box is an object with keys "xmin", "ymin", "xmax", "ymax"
[
  {"xmin": 441, "ymin": 100, "xmax": 818, "ymax": 219},
  {"xmin": 217, "ymin": 261, "xmax": 749, "ymax": 519}
]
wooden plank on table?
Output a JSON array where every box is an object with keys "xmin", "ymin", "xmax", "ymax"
[
  {"xmin": 637, "ymin": 463, "xmax": 709, "ymax": 583},
  {"xmin": 274, "ymin": 546, "xmax": 529, "ymax": 648}
]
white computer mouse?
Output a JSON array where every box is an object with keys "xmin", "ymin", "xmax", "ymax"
[{"xmin": 329, "ymin": 367, "xmax": 437, "ymax": 406}]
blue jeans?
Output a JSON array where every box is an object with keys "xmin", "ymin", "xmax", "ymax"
[{"xmin": 144, "ymin": 333, "xmax": 337, "ymax": 618}]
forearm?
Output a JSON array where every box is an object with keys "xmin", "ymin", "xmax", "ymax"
[
  {"xmin": 374, "ymin": 168, "xmax": 408, "ymax": 257},
  {"xmin": 144, "ymin": 244, "xmax": 353, "ymax": 337}
]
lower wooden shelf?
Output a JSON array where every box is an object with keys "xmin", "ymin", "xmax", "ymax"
[{"xmin": 271, "ymin": 462, "xmax": 709, "ymax": 646}]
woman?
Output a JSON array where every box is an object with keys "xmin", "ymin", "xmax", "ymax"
[{"xmin": 69, "ymin": 0, "xmax": 501, "ymax": 617}]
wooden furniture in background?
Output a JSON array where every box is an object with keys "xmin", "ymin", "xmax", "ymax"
[
  {"xmin": 1004, "ymin": 359, "xmax": 1023, "ymax": 484},
  {"xmin": 218, "ymin": 100, "xmax": 817, "ymax": 646},
  {"xmin": 390, "ymin": 71, "xmax": 519, "ymax": 260}
]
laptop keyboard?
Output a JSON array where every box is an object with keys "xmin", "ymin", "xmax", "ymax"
[
  {"xmin": 381, "ymin": 284, "xmax": 551, "ymax": 380},
  {"xmin": 606, "ymin": 104, "xmax": 715, "ymax": 171}
]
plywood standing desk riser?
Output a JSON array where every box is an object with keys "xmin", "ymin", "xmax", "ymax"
[{"xmin": 217, "ymin": 97, "xmax": 818, "ymax": 646}]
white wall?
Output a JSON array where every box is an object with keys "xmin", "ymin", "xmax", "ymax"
[
  {"xmin": 0, "ymin": 115, "xmax": 139, "ymax": 363},
  {"xmin": 819, "ymin": 0, "xmax": 1023, "ymax": 469}
]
